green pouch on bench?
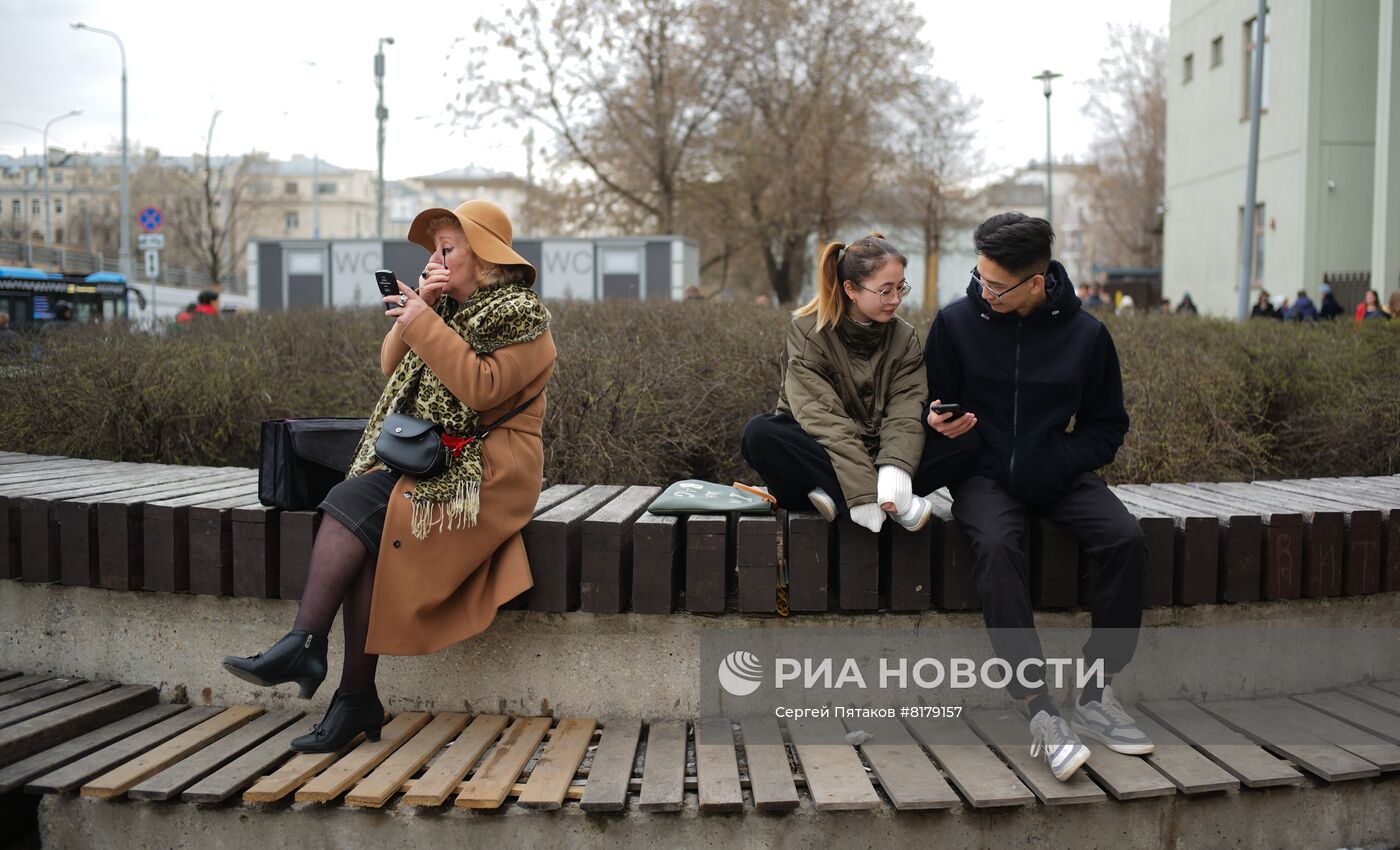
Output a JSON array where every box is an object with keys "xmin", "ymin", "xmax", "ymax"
[{"xmin": 647, "ymin": 480, "xmax": 776, "ymax": 515}]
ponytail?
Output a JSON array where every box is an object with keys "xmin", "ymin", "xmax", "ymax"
[
  {"xmin": 793, "ymin": 241, "xmax": 847, "ymax": 330},
  {"xmin": 792, "ymin": 232, "xmax": 908, "ymax": 331}
]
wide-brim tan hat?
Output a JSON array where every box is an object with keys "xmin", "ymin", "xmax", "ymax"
[{"xmin": 407, "ymin": 199, "xmax": 536, "ymax": 287}]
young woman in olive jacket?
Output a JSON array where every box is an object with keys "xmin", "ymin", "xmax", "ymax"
[{"xmin": 742, "ymin": 234, "xmax": 980, "ymax": 533}]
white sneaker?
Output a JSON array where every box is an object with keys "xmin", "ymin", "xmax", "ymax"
[
  {"xmin": 1070, "ymin": 685, "xmax": 1155, "ymax": 755},
  {"xmin": 807, "ymin": 488, "xmax": 837, "ymax": 522},
  {"xmin": 1029, "ymin": 710, "xmax": 1091, "ymax": 781},
  {"xmin": 889, "ymin": 494, "xmax": 933, "ymax": 532}
]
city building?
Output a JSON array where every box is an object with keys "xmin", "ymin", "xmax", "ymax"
[{"xmin": 1164, "ymin": 0, "xmax": 1400, "ymax": 315}]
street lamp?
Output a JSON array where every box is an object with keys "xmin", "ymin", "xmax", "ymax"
[
  {"xmin": 375, "ymin": 36, "xmax": 394, "ymax": 240},
  {"xmin": 1032, "ymin": 69, "xmax": 1062, "ymax": 230},
  {"xmin": 71, "ymin": 23, "xmax": 131, "ymax": 285},
  {"xmin": 43, "ymin": 109, "xmax": 82, "ymax": 246}
]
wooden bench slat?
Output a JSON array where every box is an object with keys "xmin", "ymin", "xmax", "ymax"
[
  {"xmin": 26, "ymin": 706, "xmax": 219, "ymax": 794},
  {"xmin": 294, "ymin": 712, "xmax": 431, "ymax": 803},
  {"xmin": 1136, "ymin": 484, "xmax": 1264, "ymax": 603},
  {"xmin": 1076, "ymin": 733, "xmax": 1178, "ymax": 800},
  {"xmin": 1194, "ymin": 483, "xmax": 1345, "ymax": 599},
  {"xmin": 579, "ymin": 717, "xmax": 643, "ymax": 812},
  {"xmin": 1197, "ymin": 699, "xmax": 1381, "ymax": 781},
  {"xmin": 580, "ymin": 485, "xmax": 661, "ymax": 613},
  {"xmin": 1157, "ymin": 483, "xmax": 1306, "ymax": 600},
  {"xmin": 1136, "ymin": 700, "xmax": 1305, "ymax": 788},
  {"xmin": 1248, "ymin": 697, "xmax": 1400, "ymax": 771},
  {"xmin": 1339, "ymin": 684, "xmax": 1400, "ymax": 719},
  {"xmin": 964, "ymin": 709, "xmax": 1107, "ymax": 805},
  {"xmin": 454, "ymin": 716, "xmax": 551, "ymax": 808},
  {"xmin": 841, "ymin": 716, "xmax": 959, "ymax": 809},
  {"xmin": 0, "ymin": 678, "xmax": 84, "ymax": 711},
  {"xmin": 637, "ymin": 719, "xmax": 687, "ymax": 812},
  {"xmin": 128, "ymin": 709, "xmax": 304, "ymax": 801},
  {"xmin": 787, "ymin": 511, "xmax": 835, "ymax": 611},
  {"xmin": 685, "ymin": 515, "xmax": 731, "ymax": 613},
  {"xmin": 631, "ymin": 512, "xmax": 681, "ymax": 613},
  {"xmin": 902, "ymin": 714, "xmax": 1035, "ymax": 807},
  {"xmin": 344, "ymin": 712, "xmax": 468, "ymax": 808},
  {"xmin": 0, "ymin": 675, "xmax": 52, "ymax": 697},
  {"xmin": 835, "ymin": 518, "xmax": 880, "ymax": 611},
  {"xmin": 736, "ymin": 515, "xmax": 781, "ymax": 613},
  {"xmin": 1111, "ymin": 488, "xmax": 1219, "ymax": 605},
  {"xmin": 1251, "ymin": 481, "xmax": 1384, "ymax": 596},
  {"xmin": 517, "ymin": 717, "xmax": 598, "ymax": 810},
  {"xmin": 885, "ymin": 521, "xmax": 933, "ymax": 612},
  {"xmin": 738, "ymin": 714, "xmax": 799, "ymax": 811},
  {"xmin": 242, "ymin": 744, "xmax": 351, "ymax": 803},
  {"xmin": 80, "ymin": 705, "xmax": 263, "ymax": 799},
  {"xmin": 0, "ymin": 685, "xmax": 157, "ymax": 773},
  {"xmin": 785, "ymin": 718, "xmax": 882, "ymax": 811},
  {"xmin": 400, "ymin": 714, "xmax": 509, "ymax": 807},
  {"xmin": 184, "ymin": 717, "xmax": 318, "ymax": 803},
  {"xmin": 525, "ymin": 485, "xmax": 624, "ymax": 612},
  {"xmin": 692, "ymin": 716, "xmax": 743, "ymax": 813},
  {"xmin": 1132, "ymin": 713, "xmax": 1239, "ymax": 794},
  {"xmin": 1294, "ymin": 691, "xmax": 1400, "ymax": 745},
  {"xmin": 0, "ymin": 681, "xmax": 117, "ymax": 730}
]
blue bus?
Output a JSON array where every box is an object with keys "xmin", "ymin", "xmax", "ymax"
[{"xmin": 0, "ymin": 267, "xmax": 144, "ymax": 330}]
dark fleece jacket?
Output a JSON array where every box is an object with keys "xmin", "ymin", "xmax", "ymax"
[{"xmin": 923, "ymin": 260, "xmax": 1129, "ymax": 504}]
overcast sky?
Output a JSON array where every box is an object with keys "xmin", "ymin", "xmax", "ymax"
[{"xmin": 1, "ymin": 0, "xmax": 1168, "ymax": 184}]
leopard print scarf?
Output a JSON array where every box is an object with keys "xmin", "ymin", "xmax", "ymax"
[{"xmin": 346, "ymin": 282, "xmax": 550, "ymax": 539}]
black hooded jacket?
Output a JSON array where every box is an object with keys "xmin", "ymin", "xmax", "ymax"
[{"xmin": 923, "ymin": 260, "xmax": 1129, "ymax": 504}]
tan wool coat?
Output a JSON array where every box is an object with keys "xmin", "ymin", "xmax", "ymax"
[{"xmin": 363, "ymin": 303, "xmax": 556, "ymax": 656}]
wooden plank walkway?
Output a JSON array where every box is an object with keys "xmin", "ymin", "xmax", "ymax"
[{"xmin": 0, "ymin": 668, "xmax": 1398, "ymax": 811}]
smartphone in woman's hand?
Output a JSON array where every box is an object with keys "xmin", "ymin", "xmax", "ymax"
[{"xmin": 374, "ymin": 270, "xmax": 398, "ymax": 298}]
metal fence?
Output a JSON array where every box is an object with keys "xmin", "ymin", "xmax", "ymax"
[{"xmin": 0, "ymin": 240, "xmax": 247, "ymax": 294}]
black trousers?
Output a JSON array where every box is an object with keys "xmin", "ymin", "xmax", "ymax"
[
  {"xmin": 740, "ymin": 413, "xmax": 982, "ymax": 514},
  {"xmin": 950, "ymin": 472, "xmax": 1146, "ymax": 698}
]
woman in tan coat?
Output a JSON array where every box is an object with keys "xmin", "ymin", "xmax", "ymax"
[{"xmin": 222, "ymin": 200, "xmax": 555, "ymax": 752}]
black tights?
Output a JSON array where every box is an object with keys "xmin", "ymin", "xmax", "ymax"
[{"xmin": 291, "ymin": 515, "xmax": 379, "ymax": 692}]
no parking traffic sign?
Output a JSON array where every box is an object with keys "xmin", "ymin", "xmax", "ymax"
[{"xmin": 139, "ymin": 206, "xmax": 163, "ymax": 232}]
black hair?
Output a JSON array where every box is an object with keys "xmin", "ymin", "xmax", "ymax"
[
  {"xmin": 973, "ymin": 212, "xmax": 1054, "ymax": 276},
  {"xmin": 197, "ymin": 289, "xmax": 219, "ymax": 305}
]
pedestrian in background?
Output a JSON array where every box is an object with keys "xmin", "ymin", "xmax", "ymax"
[
  {"xmin": 1286, "ymin": 290, "xmax": 1319, "ymax": 322},
  {"xmin": 1318, "ymin": 284, "xmax": 1344, "ymax": 321},
  {"xmin": 1354, "ymin": 290, "xmax": 1389, "ymax": 323},
  {"xmin": 1251, "ymin": 290, "xmax": 1279, "ymax": 320}
]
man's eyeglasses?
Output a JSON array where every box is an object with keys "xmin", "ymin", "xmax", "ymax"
[
  {"xmin": 853, "ymin": 280, "xmax": 912, "ymax": 304},
  {"xmin": 971, "ymin": 267, "xmax": 1038, "ymax": 301}
]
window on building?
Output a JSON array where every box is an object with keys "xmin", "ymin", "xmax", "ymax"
[
  {"xmin": 32, "ymin": 200, "xmax": 40, "ymax": 216},
  {"xmin": 317, "ymin": 182, "xmax": 336, "ymax": 195},
  {"xmin": 285, "ymin": 181, "xmax": 299, "ymax": 195},
  {"xmin": 1243, "ymin": 11, "xmax": 1271, "ymax": 118},
  {"xmin": 10, "ymin": 200, "xmax": 18, "ymax": 217},
  {"xmin": 54, "ymin": 170, "xmax": 63, "ymax": 185},
  {"xmin": 285, "ymin": 211, "xmax": 299, "ymax": 231},
  {"xmin": 55, "ymin": 199, "xmax": 63, "ymax": 215},
  {"xmin": 1183, "ymin": 53, "xmax": 1194, "ymax": 83},
  {"xmin": 1211, "ymin": 35, "xmax": 1224, "ymax": 67}
]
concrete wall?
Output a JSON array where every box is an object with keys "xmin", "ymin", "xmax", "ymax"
[{"xmin": 3, "ymin": 581, "xmax": 1399, "ymax": 720}]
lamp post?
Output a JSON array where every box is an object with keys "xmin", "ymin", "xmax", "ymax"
[
  {"xmin": 375, "ymin": 36, "xmax": 394, "ymax": 239},
  {"xmin": 1032, "ymin": 69, "xmax": 1063, "ymax": 230},
  {"xmin": 1236, "ymin": 0, "xmax": 1268, "ymax": 321},
  {"xmin": 71, "ymin": 23, "xmax": 131, "ymax": 284},
  {"xmin": 40, "ymin": 110, "xmax": 81, "ymax": 246}
]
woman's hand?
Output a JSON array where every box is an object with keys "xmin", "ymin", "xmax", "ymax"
[
  {"xmin": 417, "ymin": 260, "xmax": 450, "ymax": 309},
  {"xmin": 384, "ymin": 281, "xmax": 432, "ymax": 327},
  {"xmin": 927, "ymin": 398, "xmax": 977, "ymax": 438}
]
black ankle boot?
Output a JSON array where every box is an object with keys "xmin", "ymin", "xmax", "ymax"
[
  {"xmin": 290, "ymin": 687, "xmax": 384, "ymax": 753},
  {"xmin": 221, "ymin": 630, "xmax": 328, "ymax": 699}
]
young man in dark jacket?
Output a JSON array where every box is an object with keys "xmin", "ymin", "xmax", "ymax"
[{"xmin": 924, "ymin": 212, "xmax": 1151, "ymax": 782}]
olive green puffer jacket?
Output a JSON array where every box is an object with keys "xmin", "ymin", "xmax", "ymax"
[{"xmin": 774, "ymin": 312, "xmax": 928, "ymax": 508}]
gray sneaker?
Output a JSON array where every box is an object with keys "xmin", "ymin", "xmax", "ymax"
[
  {"xmin": 807, "ymin": 488, "xmax": 837, "ymax": 522},
  {"xmin": 889, "ymin": 494, "xmax": 934, "ymax": 532},
  {"xmin": 1070, "ymin": 685, "xmax": 1155, "ymax": 755},
  {"xmin": 1029, "ymin": 710, "xmax": 1091, "ymax": 781}
]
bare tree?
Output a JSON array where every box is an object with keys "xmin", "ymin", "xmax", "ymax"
[
  {"xmin": 1081, "ymin": 23, "xmax": 1167, "ymax": 268},
  {"xmin": 883, "ymin": 76, "xmax": 980, "ymax": 304},
  {"xmin": 165, "ymin": 112, "xmax": 259, "ymax": 285},
  {"xmin": 457, "ymin": 0, "xmax": 735, "ymax": 233}
]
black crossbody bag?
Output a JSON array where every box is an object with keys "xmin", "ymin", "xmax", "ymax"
[{"xmin": 373, "ymin": 392, "xmax": 542, "ymax": 479}]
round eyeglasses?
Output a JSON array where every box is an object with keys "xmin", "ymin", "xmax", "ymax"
[
  {"xmin": 971, "ymin": 267, "xmax": 1038, "ymax": 301},
  {"xmin": 853, "ymin": 280, "xmax": 912, "ymax": 304}
]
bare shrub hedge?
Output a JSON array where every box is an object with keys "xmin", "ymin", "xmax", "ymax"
[{"xmin": 1, "ymin": 302, "xmax": 1394, "ymax": 485}]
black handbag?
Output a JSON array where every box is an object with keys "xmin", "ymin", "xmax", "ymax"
[
  {"xmin": 373, "ymin": 393, "xmax": 544, "ymax": 480},
  {"xmin": 258, "ymin": 418, "xmax": 370, "ymax": 510},
  {"xmin": 374, "ymin": 413, "xmax": 448, "ymax": 479}
]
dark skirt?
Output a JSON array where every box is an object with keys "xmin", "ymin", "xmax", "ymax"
[{"xmin": 318, "ymin": 469, "xmax": 399, "ymax": 554}]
